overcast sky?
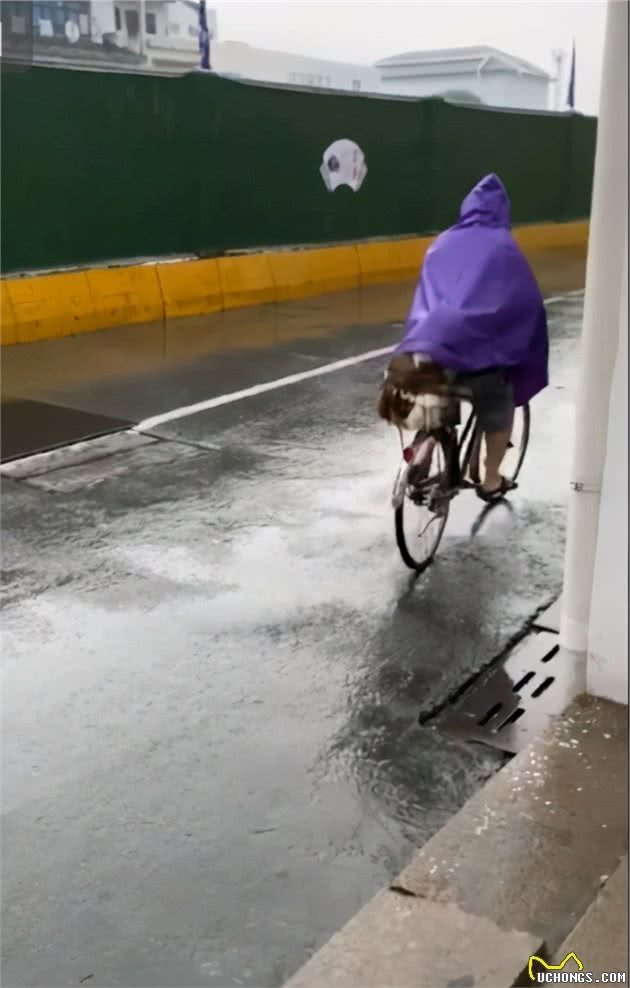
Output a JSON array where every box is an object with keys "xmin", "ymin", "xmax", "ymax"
[{"xmin": 211, "ymin": 0, "xmax": 608, "ymax": 114}]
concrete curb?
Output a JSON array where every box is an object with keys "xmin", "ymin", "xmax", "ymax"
[
  {"xmin": 286, "ymin": 888, "xmax": 543, "ymax": 988},
  {"xmin": 0, "ymin": 222, "xmax": 588, "ymax": 346},
  {"xmin": 284, "ymin": 694, "xmax": 627, "ymax": 988},
  {"xmin": 553, "ymin": 856, "xmax": 629, "ymax": 979}
]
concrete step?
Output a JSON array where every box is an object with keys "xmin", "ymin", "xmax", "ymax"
[
  {"xmin": 551, "ymin": 856, "xmax": 628, "ymax": 982},
  {"xmin": 286, "ymin": 887, "xmax": 542, "ymax": 988},
  {"xmin": 285, "ymin": 694, "xmax": 627, "ymax": 988}
]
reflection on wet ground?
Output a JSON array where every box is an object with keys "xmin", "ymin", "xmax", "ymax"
[{"xmin": 2, "ymin": 285, "xmax": 583, "ymax": 987}]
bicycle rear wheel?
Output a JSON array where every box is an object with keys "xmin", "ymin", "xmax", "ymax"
[{"xmin": 395, "ymin": 434, "xmax": 452, "ymax": 572}]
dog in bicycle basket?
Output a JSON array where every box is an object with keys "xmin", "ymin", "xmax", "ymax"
[{"xmin": 378, "ymin": 353, "xmax": 460, "ymax": 433}]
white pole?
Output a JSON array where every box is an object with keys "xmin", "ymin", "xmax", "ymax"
[{"xmin": 559, "ymin": 0, "xmax": 629, "ymax": 659}]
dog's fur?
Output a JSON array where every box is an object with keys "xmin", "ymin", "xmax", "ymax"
[{"xmin": 378, "ymin": 353, "xmax": 456, "ymax": 431}]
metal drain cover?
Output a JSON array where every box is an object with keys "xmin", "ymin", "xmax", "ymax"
[
  {"xmin": 432, "ymin": 630, "xmax": 574, "ymax": 754},
  {"xmin": 1, "ymin": 397, "xmax": 131, "ymax": 463}
]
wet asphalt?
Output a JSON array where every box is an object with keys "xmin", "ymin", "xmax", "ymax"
[{"xmin": 2, "ymin": 290, "xmax": 583, "ymax": 988}]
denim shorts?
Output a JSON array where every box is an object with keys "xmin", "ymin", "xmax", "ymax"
[{"xmin": 454, "ymin": 369, "xmax": 515, "ymax": 433}]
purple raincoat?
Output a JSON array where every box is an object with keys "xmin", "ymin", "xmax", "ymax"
[{"xmin": 396, "ymin": 174, "xmax": 548, "ymax": 406}]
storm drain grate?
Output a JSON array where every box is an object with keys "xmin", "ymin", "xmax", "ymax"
[{"xmin": 429, "ymin": 623, "xmax": 573, "ymax": 755}]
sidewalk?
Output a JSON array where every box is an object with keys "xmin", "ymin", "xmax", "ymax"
[{"xmin": 285, "ymin": 693, "xmax": 628, "ymax": 988}]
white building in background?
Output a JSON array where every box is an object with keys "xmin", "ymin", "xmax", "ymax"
[
  {"xmin": 2, "ymin": 0, "xmax": 213, "ymax": 73},
  {"xmin": 210, "ymin": 41, "xmax": 563, "ymax": 109},
  {"xmin": 111, "ymin": 0, "xmax": 215, "ymax": 72},
  {"xmin": 210, "ymin": 40, "xmax": 379, "ymax": 92},
  {"xmin": 376, "ymin": 46, "xmax": 553, "ymax": 110},
  {"xmin": 6, "ymin": 4, "xmax": 572, "ymax": 111}
]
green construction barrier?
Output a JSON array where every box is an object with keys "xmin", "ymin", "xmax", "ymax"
[{"xmin": 1, "ymin": 66, "xmax": 596, "ymax": 274}]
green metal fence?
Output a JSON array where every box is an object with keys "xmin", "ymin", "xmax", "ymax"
[{"xmin": 1, "ymin": 66, "xmax": 596, "ymax": 274}]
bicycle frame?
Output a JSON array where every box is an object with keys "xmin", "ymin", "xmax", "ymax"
[
  {"xmin": 391, "ymin": 403, "xmax": 478, "ymax": 509},
  {"xmin": 455, "ymin": 405, "xmax": 480, "ymax": 488}
]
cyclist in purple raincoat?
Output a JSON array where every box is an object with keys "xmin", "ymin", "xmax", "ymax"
[{"xmin": 396, "ymin": 173, "xmax": 549, "ymax": 501}]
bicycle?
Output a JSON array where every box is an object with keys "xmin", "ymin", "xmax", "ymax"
[{"xmin": 392, "ymin": 400, "xmax": 530, "ymax": 572}]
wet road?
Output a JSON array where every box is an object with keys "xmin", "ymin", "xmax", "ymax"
[{"xmin": 2, "ymin": 290, "xmax": 582, "ymax": 988}]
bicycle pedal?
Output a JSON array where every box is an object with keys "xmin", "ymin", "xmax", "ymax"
[
  {"xmin": 428, "ymin": 488, "xmax": 457, "ymax": 511},
  {"xmin": 409, "ymin": 491, "xmax": 428, "ymax": 506}
]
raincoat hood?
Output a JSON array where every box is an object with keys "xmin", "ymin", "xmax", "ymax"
[
  {"xmin": 395, "ymin": 174, "xmax": 548, "ymax": 406},
  {"xmin": 458, "ymin": 173, "xmax": 511, "ymax": 229}
]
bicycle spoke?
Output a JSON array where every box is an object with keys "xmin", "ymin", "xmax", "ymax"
[{"xmin": 415, "ymin": 513, "xmax": 443, "ymax": 541}]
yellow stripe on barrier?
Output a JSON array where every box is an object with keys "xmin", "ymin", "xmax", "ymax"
[
  {"xmin": 267, "ymin": 251, "xmax": 308, "ymax": 303},
  {"xmin": 356, "ymin": 237, "xmax": 432, "ymax": 286},
  {"xmin": 0, "ymin": 220, "xmax": 590, "ymax": 346},
  {"xmin": 6, "ymin": 271, "xmax": 96, "ymax": 343},
  {"xmin": 218, "ymin": 254, "xmax": 277, "ymax": 309},
  {"xmin": 269, "ymin": 245, "xmax": 360, "ymax": 302},
  {"xmin": 514, "ymin": 220, "xmax": 589, "ymax": 251},
  {"xmin": 1, "ymin": 282, "xmax": 18, "ymax": 345},
  {"xmin": 87, "ymin": 264, "xmax": 163, "ymax": 330},
  {"xmin": 157, "ymin": 259, "xmax": 222, "ymax": 319}
]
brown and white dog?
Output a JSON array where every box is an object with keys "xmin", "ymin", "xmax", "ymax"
[{"xmin": 377, "ymin": 353, "xmax": 458, "ymax": 433}]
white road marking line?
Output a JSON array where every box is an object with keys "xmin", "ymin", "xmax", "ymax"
[
  {"xmin": 136, "ymin": 289, "xmax": 583, "ymax": 431},
  {"xmin": 135, "ymin": 345, "xmax": 396, "ymax": 432}
]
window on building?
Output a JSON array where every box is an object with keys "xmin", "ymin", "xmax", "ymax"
[
  {"xmin": 125, "ymin": 9, "xmax": 140, "ymax": 37},
  {"xmin": 34, "ymin": 1, "xmax": 86, "ymax": 37},
  {"xmin": 352, "ymin": 79, "xmax": 361, "ymax": 91},
  {"xmin": 145, "ymin": 11, "xmax": 157, "ymax": 34},
  {"xmin": 10, "ymin": 9, "xmax": 27, "ymax": 35},
  {"xmin": 115, "ymin": 6, "xmax": 121, "ymax": 30},
  {"xmin": 32, "ymin": 3, "xmax": 48, "ymax": 36}
]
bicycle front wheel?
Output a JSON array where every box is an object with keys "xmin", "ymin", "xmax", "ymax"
[{"xmin": 395, "ymin": 435, "xmax": 451, "ymax": 572}]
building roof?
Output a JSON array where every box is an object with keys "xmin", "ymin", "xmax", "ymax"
[{"xmin": 375, "ymin": 46, "xmax": 551, "ymax": 80}]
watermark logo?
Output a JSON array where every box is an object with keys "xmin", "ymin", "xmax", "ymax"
[{"xmin": 528, "ymin": 951, "xmax": 627, "ymax": 983}]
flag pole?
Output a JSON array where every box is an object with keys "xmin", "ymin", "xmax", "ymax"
[
  {"xmin": 566, "ymin": 38, "xmax": 576, "ymax": 110},
  {"xmin": 199, "ymin": 0, "xmax": 210, "ymax": 71}
]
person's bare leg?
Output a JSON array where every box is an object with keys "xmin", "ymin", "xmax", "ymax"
[{"xmin": 482, "ymin": 424, "xmax": 513, "ymax": 492}]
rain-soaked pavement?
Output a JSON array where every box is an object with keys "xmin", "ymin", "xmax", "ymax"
[{"xmin": 2, "ymin": 282, "xmax": 583, "ymax": 988}]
